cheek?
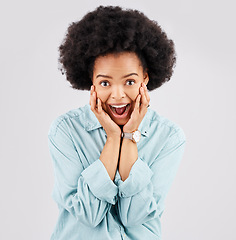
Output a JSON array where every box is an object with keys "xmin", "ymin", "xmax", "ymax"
[
  {"xmin": 96, "ymin": 86, "xmax": 140, "ymax": 104},
  {"xmin": 96, "ymin": 90, "xmax": 109, "ymax": 104},
  {"xmin": 94, "ymin": 87, "xmax": 103, "ymax": 99},
  {"xmin": 129, "ymin": 89, "xmax": 140, "ymax": 102},
  {"xmin": 99, "ymin": 93, "xmax": 110, "ymax": 112}
]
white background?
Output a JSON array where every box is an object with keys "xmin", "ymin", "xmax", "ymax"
[{"xmin": 1, "ymin": 0, "xmax": 235, "ymax": 239}]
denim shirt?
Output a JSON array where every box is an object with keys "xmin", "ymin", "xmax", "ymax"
[{"xmin": 48, "ymin": 103, "xmax": 186, "ymax": 240}]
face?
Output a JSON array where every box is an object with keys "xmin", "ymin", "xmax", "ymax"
[{"xmin": 92, "ymin": 52, "xmax": 149, "ymax": 126}]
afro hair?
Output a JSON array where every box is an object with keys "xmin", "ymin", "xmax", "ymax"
[{"xmin": 58, "ymin": 5, "xmax": 176, "ymax": 91}]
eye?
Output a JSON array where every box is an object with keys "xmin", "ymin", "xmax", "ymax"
[
  {"xmin": 100, "ymin": 81, "xmax": 109, "ymax": 87},
  {"xmin": 126, "ymin": 80, "xmax": 135, "ymax": 86}
]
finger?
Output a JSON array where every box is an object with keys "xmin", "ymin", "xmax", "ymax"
[
  {"xmin": 89, "ymin": 85, "xmax": 93, "ymax": 106},
  {"xmin": 143, "ymin": 83, "xmax": 150, "ymax": 102},
  {"xmin": 140, "ymin": 87, "xmax": 149, "ymax": 107},
  {"xmin": 134, "ymin": 94, "xmax": 141, "ymax": 113},
  {"xmin": 90, "ymin": 91, "xmax": 96, "ymax": 111},
  {"xmin": 139, "ymin": 88, "xmax": 149, "ymax": 116},
  {"xmin": 97, "ymin": 98, "xmax": 102, "ymax": 114},
  {"xmin": 90, "ymin": 91, "xmax": 95, "ymax": 110}
]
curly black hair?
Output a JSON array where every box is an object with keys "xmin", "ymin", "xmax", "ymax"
[{"xmin": 58, "ymin": 5, "xmax": 176, "ymax": 91}]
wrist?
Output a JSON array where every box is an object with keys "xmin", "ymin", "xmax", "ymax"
[
  {"xmin": 122, "ymin": 128, "xmax": 136, "ymax": 133},
  {"xmin": 107, "ymin": 134, "xmax": 121, "ymax": 142},
  {"xmin": 121, "ymin": 129, "xmax": 141, "ymax": 143},
  {"xmin": 122, "ymin": 137, "xmax": 137, "ymax": 145}
]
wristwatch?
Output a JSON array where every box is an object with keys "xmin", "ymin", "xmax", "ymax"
[{"xmin": 121, "ymin": 130, "xmax": 141, "ymax": 143}]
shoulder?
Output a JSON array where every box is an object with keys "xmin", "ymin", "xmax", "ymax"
[
  {"xmin": 147, "ymin": 108, "xmax": 186, "ymax": 142},
  {"xmin": 48, "ymin": 104, "xmax": 88, "ymax": 137}
]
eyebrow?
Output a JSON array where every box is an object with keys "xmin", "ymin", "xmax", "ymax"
[{"xmin": 96, "ymin": 73, "xmax": 138, "ymax": 79}]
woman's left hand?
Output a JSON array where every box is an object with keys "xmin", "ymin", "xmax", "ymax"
[{"xmin": 123, "ymin": 82, "xmax": 150, "ymax": 133}]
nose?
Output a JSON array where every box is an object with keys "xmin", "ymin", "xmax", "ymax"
[{"xmin": 111, "ymin": 86, "xmax": 125, "ymax": 100}]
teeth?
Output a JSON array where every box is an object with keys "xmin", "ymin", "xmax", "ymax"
[{"xmin": 110, "ymin": 104, "xmax": 128, "ymax": 108}]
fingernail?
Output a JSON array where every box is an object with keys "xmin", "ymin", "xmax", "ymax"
[{"xmin": 91, "ymin": 85, "xmax": 93, "ymax": 90}]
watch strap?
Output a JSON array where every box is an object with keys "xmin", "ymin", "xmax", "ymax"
[{"xmin": 121, "ymin": 132, "xmax": 133, "ymax": 140}]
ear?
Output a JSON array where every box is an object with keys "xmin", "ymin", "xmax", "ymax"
[{"xmin": 143, "ymin": 71, "xmax": 149, "ymax": 86}]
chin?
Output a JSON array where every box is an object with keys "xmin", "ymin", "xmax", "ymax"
[
  {"xmin": 113, "ymin": 118, "xmax": 128, "ymax": 126},
  {"xmin": 107, "ymin": 113, "xmax": 128, "ymax": 124}
]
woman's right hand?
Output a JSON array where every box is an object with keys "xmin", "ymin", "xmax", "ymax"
[{"xmin": 89, "ymin": 85, "xmax": 122, "ymax": 139}]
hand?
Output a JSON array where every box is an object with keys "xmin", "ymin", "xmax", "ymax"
[
  {"xmin": 123, "ymin": 82, "xmax": 150, "ymax": 133},
  {"xmin": 89, "ymin": 85, "xmax": 122, "ymax": 139}
]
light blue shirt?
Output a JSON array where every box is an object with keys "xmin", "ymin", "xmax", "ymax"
[{"xmin": 48, "ymin": 104, "xmax": 186, "ymax": 240}]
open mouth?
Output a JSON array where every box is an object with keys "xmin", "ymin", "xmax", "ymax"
[{"xmin": 108, "ymin": 104, "xmax": 131, "ymax": 118}]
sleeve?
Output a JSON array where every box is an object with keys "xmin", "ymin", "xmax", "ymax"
[
  {"xmin": 116, "ymin": 128, "xmax": 186, "ymax": 227},
  {"xmin": 48, "ymin": 119, "xmax": 118, "ymax": 228}
]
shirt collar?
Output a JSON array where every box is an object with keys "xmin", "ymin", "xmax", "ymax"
[{"xmin": 83, "ymin": 104, "xmax": 150, "ymax": 137}]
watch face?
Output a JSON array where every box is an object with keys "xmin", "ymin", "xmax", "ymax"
[{"xmin": 133, "ymin": 130, "xmax": 141, "ymax": 142}]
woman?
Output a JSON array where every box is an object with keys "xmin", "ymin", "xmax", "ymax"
[{"xmin": 48, "ymin": 6, "xmax": 186, "ymax": 240}]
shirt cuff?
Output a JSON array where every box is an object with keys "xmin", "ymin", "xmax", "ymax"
[
  {"xmin": 117, "ymin": 158, "xmax": 153, "ymax": 198},
  {"xmin": 81, "ymin": 159, "xmax": 118, "ymax": 204}
]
